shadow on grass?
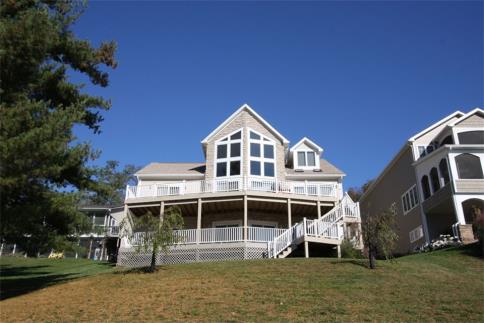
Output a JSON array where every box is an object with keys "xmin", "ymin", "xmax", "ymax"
[
  {"xmin": 329, "ymin": 259, "xmax": 369, "ymax": 268},
  {"xmin": 115, "ymin": 265, "xmax": 168, "ymax": 275},
  {"xmin": 446, "ymin": 242, "xmax": 483, "ymax": 259},
  {"xmin": 0, "ymin": 261, "xmax": 115, "ymax": 301}
]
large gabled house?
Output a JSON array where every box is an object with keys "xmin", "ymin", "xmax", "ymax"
[
  {"xmin": 118, "ymin": 104, "xmax": 361, "ymax": 267},
  {"xmin": 360, "ymin": 108, "xmax": 484, "ymax": 255}
]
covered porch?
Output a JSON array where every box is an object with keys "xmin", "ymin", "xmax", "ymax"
[{"xmin": 125, "ymin": 195, "xmax": 335, "ymax": 245}]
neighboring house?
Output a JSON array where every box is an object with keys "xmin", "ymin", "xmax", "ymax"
[
  {"xmin": 78, "ymin": 205, "xmax": 124, "ymax": 261},
  {"xmin": 360, "ymin": 108, "xmax": 484, "ymax": 255},
  {"xmin": 118, "ymin": 104, "xmax": 361, "ymax": 267}
]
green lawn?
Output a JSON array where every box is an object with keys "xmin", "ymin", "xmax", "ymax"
[
  {"xmin": 1, "ymin": 245, "xmax": 483, "ymax": 322},
  {"xmin": 0, "ymin": 256, "xmax": 115, "ymax": 300}
]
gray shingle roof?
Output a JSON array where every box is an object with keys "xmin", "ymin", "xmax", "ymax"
[
  {"xmin": 136, "ymin": 163, "xmax": 206, "ymax": 176},
  {"xmin": 285, "ymin": 159, "xmax": 345, "ymax": 176}
]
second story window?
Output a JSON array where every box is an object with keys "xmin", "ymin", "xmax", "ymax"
[
  {"xmin": 215, "ymin": 130, "xmax": 242, "ymax": 177},
  {"xmin": 249, "ymin": 130, "xmax": 275, "ymax": 177},
  {"xmin": 297, "ymin": 151, "xmax": 316, "ymax": 168},
  {"xmin": 402, "ymin": 185, "xmax": 419, "ymax": 215}
]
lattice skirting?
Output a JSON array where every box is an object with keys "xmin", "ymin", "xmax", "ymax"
[{"xmin": 117, "ymin": 242, "xmax": 268, "ymax": 268}]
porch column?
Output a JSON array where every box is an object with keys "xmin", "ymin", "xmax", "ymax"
[
  {"xmin": 159, "ymin": 201, "xmax": 165, "ymax": 221},
  {"xmin": 317, "ymin": 200, "xmax": 321, "ymax": 219},
  {"xmin": 304, "ymin": 241, "xmax": 309, "ymax": 258},
  {"xmin": 197, "ymin": 198, "xmax": 202, "ymax": 242},
  {"xmin": 243, "ymin": 195, "xmax": 248, "ymax": 240},
  {"xmin": 452, "ymin": 196, "xmax": 466, "ymax": 224},
  {"xmin": 287, "ymin": 198, "xmax": 292, "ymax": 228},
  {"xmin": 337, "ymin": 244, "xmax": 341, "ymax": 258}
]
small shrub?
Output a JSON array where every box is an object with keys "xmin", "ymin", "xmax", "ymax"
[{"xmin": 340, "ymin": 239, "xmax": 363, "ymax": 259}]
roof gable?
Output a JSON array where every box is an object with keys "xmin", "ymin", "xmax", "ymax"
[
  {"xmin": 408, "ymin": 110, "xmax": 464, "ymax": 142},
  {"xmin": 289, "ymin": 137, "xmax": 323, "ymax": 153},
  {"xmin": 201, "ymin": 104, "xmax": 289, "ymax": 145},
  {"xmin": 448, "ymin": 108, "xmax": 484, "ymax": 127}
]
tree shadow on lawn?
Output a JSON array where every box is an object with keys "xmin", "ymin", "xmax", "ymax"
[
  {"xmin": 329, "ymin": 259, "xmax": 369, "ymax": 269},
  {"xmin": 0, "ymin": 262, "xmax": 114, "ymax": 301}
]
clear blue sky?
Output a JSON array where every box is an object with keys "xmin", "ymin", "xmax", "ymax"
[{"xmin": 72, "ymin": 1, "xmax": 483, "ymax": 190}]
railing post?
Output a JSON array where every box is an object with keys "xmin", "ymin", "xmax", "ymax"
[
  {"xmin": 304, "ymin": 180, "xmax": 308, "ymax": 195},
  {"xmin": 182, "ymin": 180, "xmax": 186, "ymax": 195}
]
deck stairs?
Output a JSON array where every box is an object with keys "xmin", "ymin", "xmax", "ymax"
[{"xmin": 267, "ymin": 193, "xmax": 360, "ymax": 258}]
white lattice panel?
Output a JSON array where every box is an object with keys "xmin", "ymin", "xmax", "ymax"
[{"xmin": 117, "ymin": 243, "xmax": 267, "ymax": 268}]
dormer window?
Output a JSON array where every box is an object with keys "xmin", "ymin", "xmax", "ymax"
[
  {"xmin": 290, "ymin": 137, "xmax": 323, "ymax": 170},
  {"xmin": 215, "ymin": 129, "xmax": 242, "ymax": 177}
]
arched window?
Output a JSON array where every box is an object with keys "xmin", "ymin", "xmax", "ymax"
[
  {"xmin": 439, "ymin": 159, "xmax": 450, "ymax": 185},
  {"xmin": 439, "ymin": 135, "xmax": 453, "ymax": 147},
  {"xmin": 455, "ymin": 153, "xmax": 484, "ymax": 179},
  {"xmin": 430, "ymin": 167, "xmax": 440, "ymax": 193},
  {"xmin": 421, "ymin": 175, "xmax": 431, "ymax": 200},
  {"xmin": 458, "ymin": 131, "xmax": 484, "ymax": 145}
]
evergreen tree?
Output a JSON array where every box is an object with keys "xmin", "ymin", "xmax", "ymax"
[{"xmin": 0, "ymin": 0, "xmax": 117, "ymax": 255}]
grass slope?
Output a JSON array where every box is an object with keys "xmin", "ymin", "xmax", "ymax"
[{"xmin": 1, "ymin": 246, "xmax": 483, "ymax": 322}]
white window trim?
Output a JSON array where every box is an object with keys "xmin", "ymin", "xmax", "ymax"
[
  {"xmin": 248, "ymin": 128, "xmax": 277, "ymax": 178},
  {"xmin": 214, "ymin": 128, "xmax": 243, "ymax": 178},
  {"xmin": 212, "ymin": 220, "xmax": 243, "ymax": 228},
  {"xmin": 294, "ymin": 149, "xmax": 320, "ymax": 169},
  {"xmin": 248, "ymin": 220, "xmax": 278, "ymax": 228},
  {"xmin": 409, "ymin": 225, "xmax": 424, "ymax": 243},
  {"xmin": 401, "ymin": 185, "xmax": 419, "ymax": 215}
]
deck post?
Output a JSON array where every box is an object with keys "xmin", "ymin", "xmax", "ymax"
[
  {"xmin": 287, "ymin": 198, "xmax": 292, "ymax": 228},
  {"xmin": 337, "ymin": 244, "xmax": 341, "ymax": 258},
  {"xmin": 317, "ymin": 200, "xmax": 321, "ymax": 220},
  {"xmin": 196, "ymin": 198, "xmax": 202, "ymax": 261},
  {"xmin": 304, "ymin": 241, "xmax": 309, "ymax": 258},
  {"xmin": 12, "ymin": 243, "xmax": 16, "ymax": 255},
  {"xmin": 243, "ymin": 195, "xmax": 248, "ymax": 241}
]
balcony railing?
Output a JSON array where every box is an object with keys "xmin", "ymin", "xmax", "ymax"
[{"xmin": 126, "ymin": 176, "xmax": 340, "ymax": 200}]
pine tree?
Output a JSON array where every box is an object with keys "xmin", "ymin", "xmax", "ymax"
[{"xmin": 0, "ymin": 0, "xmax": 117, "ymax": 255}]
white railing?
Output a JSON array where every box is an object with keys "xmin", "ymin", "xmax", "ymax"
[
  {"xmin": 126, "ymin": 176, "xmax": 339, "ymax": 200},
  {"xmin": 107, "ymin": 226, "xmax": 120, "ymax": 236},
  {"xmin": 129, "ymin": 227, "xmax": 284, "ymax": 246},
  {"xmin": 247, "ymin": 227, "xmax": 286, "ymax": 242}
]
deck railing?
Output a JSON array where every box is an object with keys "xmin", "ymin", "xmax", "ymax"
[
  {"xmin": 126, "ymin": 176, "xmax": 340, "ymax": 200},
  {"xmin": 128, "ymin": 227, "xmax": 286, "ymax": 246}
]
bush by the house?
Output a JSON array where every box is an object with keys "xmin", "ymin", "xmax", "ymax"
[
  {"xmin": 340, "ymin": 239, "xmax": 363, "ymax": 259},
  {"xmin": 415, "ymin": 235, "xmax": 461, "ymax": 253}
]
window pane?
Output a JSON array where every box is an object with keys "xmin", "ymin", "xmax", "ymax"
[
  {"xmin": 230, "ymin": 143, "xmax": 240, "ymax": 157},
  {"xmin": 251, "ymin": 143, "xmax": 261, "ymax": 157},
  {"xmin": 230, "ymin": 131, "xmax": 241, "ymax": 140},
  {"xmin": 250, "ymin": 131, "xmax": 260, "ymax": 140},
  {"xmin": 412, "ymin": 187, "xmax": 419, "ymax": 204},
  {"xmin": 217, "ymin": 145, "xmax": 227, "ymax": 159},
  {"xmin": 94, "ymin": 216, "xmax": 105, "ymax": 225},
  {"xmin": 230, "ymin": 161, "xmax": 240, "ymax": 176},
  {"xmin": 297, "ymin": 152, "xmax": 306, "ymax": 166},
  {"xmin": 307, "ymin": 152, "xmax": 316, "ymax": 166},
  {"xmin": 456, "ymin": 153, "xmax": 484, "ymax": 179},
  {"xmin": 264, "ymin": 145, "xmax": 274, "ymax": 159},
  {"xmin": 458, "ymin": 131, "xmax": 484, "ymax": 145},
  {"xmin": 250, "ymin": 161, "xmax": 261, "ymax": 176},
  {"xmin": 216, "ymin": 162, "xmax": 227, "ymax": 177},
  {"xmin": 264, "ymin": 162, "xmax": 275, "ymax": 177}
]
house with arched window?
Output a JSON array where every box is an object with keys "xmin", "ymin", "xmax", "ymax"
[
  {"xmin": 118, "ymin": 104, "xmax": 361, "ymax": 267},
  {"xmin": 360, "ymin": 108, "xmax": 484, "ymax": 254}
]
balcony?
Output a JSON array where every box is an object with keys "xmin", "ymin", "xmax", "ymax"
[{"xmin": 126, "ymin": 176, "xmax": 340, "ymax": 200}]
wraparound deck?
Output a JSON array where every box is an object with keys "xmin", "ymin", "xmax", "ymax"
[{"xmin": 126, "ymin": 176, "xmax": 342, "ymax": 201}]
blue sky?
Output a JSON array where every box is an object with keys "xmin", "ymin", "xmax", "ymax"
[{"xmin": 72, "ymin": 1, "xmax": 483, "ymax": 190}]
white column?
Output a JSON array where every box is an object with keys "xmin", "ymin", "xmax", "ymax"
[
  {"xmin": 243, "ymin": 195, "xmax": 248, "ymax": 241},
  {"xmin": 317, "ymin": 200, "xmax": 321, "ymax": 219},
  {"xmin": 304, "ymin": 241, "xmax": 309, "ymax": 258},
  {"xmin": 337, "ymin": 244, "xmax": 341, "ymax": 258},
  {"xmin": 452, "ymin": 196, "xmax": 466, "ymax": 224},
  {"xmin": 159, "ymin": 201, "xmax": 165, "ymax": 221},
  {"xmin": 197, "ymin": 198, "xmax": 202, "ymax": 243},
  {"xmin": 287, "ymin": 198, "xmax": 292, "ymax": 228}
]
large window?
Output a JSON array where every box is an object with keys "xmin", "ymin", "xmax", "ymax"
[
  {"xmin": 430, "ymin": 167, "xmax": 441, "ymax": 193},
  {"xmin": 401, "ymin": 185, "xmax": 419, "ymax": 215},
  {"xmin": 249, "ymin": 130, "xmax": 275, "ymax": 177},
  {"xmin": 421, "ymin": 175, "xmax": 431, "ymax": 200},
  {"xmin": 439, "ymin": 158, "xmax": 450, "ymax": 185},
  {"xmin": 215, "ymin": 130, "xmax": 242, "ymax": 177},
  {"xmin": 455, "ymin": 153, "xmax": 484, "ymax": 179},
  {"xmin": 458, "ymin": 131, "xmax": 484, "ymax": 145}
]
